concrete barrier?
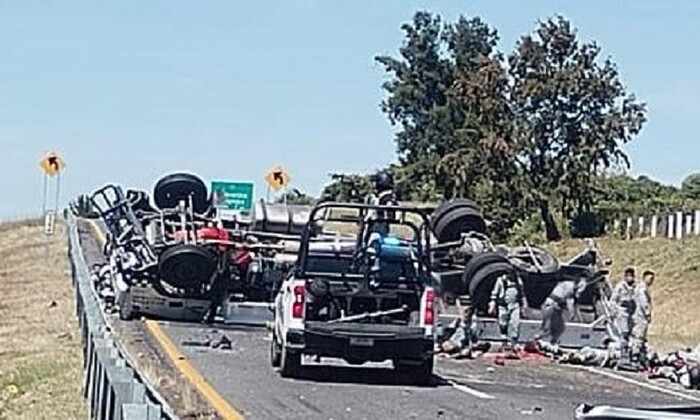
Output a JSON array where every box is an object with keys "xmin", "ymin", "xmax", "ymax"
[{"xmin": 67, "ymin": 214, "xmax": 177, "ymax": 420}]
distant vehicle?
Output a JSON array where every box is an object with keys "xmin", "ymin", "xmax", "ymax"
[{"xmin": 271, "ymin": 202, "xmax": 437, "ymax": 384}]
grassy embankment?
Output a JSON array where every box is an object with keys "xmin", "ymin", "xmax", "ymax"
[
  {"xmin": 0, "ymin": 219, "xmax": 87, "ymax": 419},
  {"xmin": 547, "ymin": 236, "xmax": 700, "ymax": 352}
]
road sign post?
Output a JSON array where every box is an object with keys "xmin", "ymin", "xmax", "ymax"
[
  {"xmin": 39, "ymin": 151, "xmax": 66, "ymax": 233},
  {"xmin": 210, "ymin": 181, "xmax": 255, "ymax": 215}
]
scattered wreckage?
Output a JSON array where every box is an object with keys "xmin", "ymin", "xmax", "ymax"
[{"xmin": 86, "ymin": 172, "xmax": 613, "ymax": 349}]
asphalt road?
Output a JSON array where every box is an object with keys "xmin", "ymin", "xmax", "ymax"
[
  {"xmin": 159, "ymin": 321, "xmax": 696, "ymax": 420},
  {"xmin": 77, "ymin": 220, "xmax": 699, "ymax": 419}
]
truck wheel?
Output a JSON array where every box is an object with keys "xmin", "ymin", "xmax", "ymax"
[
  {"xmin": 280, "ymin": 346, "xmax": 301, "ymax": 378},
  {"xmin": 270, "ymin": 331, "xmax": 282, "ymax": 368},
  {"xmin": 468, "ymin": 260, "xmax": 515, "ymax": 312},
  {"xmin": 433, "ymin": 206, "xmax": 487, "ymax": 243},
  {"xmin": 430, "ymin": 199, "xmax": 478, "ymax": 233},
  {"xmin": 153, "ymin": 172, "xmax": 210, "ymax": 214}
]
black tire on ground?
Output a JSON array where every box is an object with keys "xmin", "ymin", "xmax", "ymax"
[
  {"xmin": 468, "ymin": 260, "xmax": 516, "ymax": 312},
  {"xmin": 508, "ymin": 246, "xmax": 560, "ymax": 274},
  {"xmin": 279, "ymin": 346, "xmax": 301, "ymax": 378},
  {"xmin": 433, "ymin": 206, "xmax": 487, "ymax": 243},
  {"xmin": 158, "ymin": 244, "xmax": 218, "ymax": 291},
  {"xmin": 430, "ymin": 199, "xmax": 478, "ymax": 233},
  {"xmin": 270, "ymin": 330, "xmax": 282, "ymax": 368},
  {"xmin": 153, "ymin": 173, "xmax": 210, "ymax": 214}
]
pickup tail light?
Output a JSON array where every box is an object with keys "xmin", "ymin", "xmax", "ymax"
[
  {"xmin": 292, "ymin": 284, "xmax": 306, "ymax": 319},
  {"xmin": 423, "ymin": 288, "xmax": 435, "ymax": 325}
]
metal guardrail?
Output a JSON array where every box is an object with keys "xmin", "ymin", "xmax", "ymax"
[{"xmin": 67, "ymin": 214, "xmax": 178, "ymax": 420}]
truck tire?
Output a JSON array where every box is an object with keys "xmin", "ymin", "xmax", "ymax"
[
  {"xmin": 280, "ymin": 346, "xmax": 301, "ymax": 378},
  {"xmin": 433, "ymin": 206, "xmax": 487, "ymax": 243},
  {"xmin": 158, "ymin": 244, "xmax": 218, "ymax": 291},
  {"xmin": 462, "ymin": 253, "xmax": 510, "ymax": 294},
  {"xmin": 270, "ymin": 330, "xmax": 282, "ymax": 368},
  {"xmin": 153, "ymin": 173, "xmax": 210, "ymax": 214},
  {"xmin": 467, "ymin": 258, "xmax": 515, "ymax": 312},
  {"xmin": 430, "ymin": 199, "xmax": 477, "ymax": 233}
]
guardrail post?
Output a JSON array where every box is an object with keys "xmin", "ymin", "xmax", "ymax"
[
  {"xmin": 676, "ymin": 211, "xmax": 684, "ymax": 240},
  {"xmin": 650, "ymin": 215, "xmax": 658, "ymax": 238},
  {"xmin": 637, "ymin": 216, "xmax": 644, "ymax": 236},
  {"xmin": 668, "ymin": 214, "xmax": 674, "ymax": 239},
  {"xmin": 686, "ymin": 214, "xmax": 693, "ymax": 235}
]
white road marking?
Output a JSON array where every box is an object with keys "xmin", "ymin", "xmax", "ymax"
[
  {"xmin": 580, "ymin": 366, "xmax": 700, "ymax": 402},
  {"xmin": 448, "ymin": 380, "xmax": 495, "ymax": 400},
  {"xmin": 442, "ymin": 375, "xmax": 545, "ymax": 389}
]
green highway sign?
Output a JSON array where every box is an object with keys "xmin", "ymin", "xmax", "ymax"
[{"xmin": 211, "ymin": 180, "xmax": 254, "ymax": 213}]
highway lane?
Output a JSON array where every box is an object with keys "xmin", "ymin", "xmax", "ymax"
[
  {"xmin": 159, "ymin": 321, "xmax": 693, "ymax": 420},
  {"xmin": 78, "ymin": 219, "xmax": 698, "ymax": 419}
]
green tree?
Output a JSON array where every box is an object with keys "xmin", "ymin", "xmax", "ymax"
[
  {"xmin": 320, "ymin": 173, "xmax": 372, "ymax": 202},
  {"xmin": 444, "ymin": 17, "xmax": 526, "ymax": 238},
  {"xmin": 375, "ymin": 11, "xmax": 456, "ymax": 200},
  {"xmin": 508, "ymin": 16, "xmax": 647, "ymax": 240},
  {"xmin": 681, "ymin": 173, "xmax": 700, "ymax": 200},
  {"xmin": 275, "ymin": 189, "xmax": 316, "ymax": 206}
]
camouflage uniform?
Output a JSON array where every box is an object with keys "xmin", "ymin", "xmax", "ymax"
[
  {"xmin": 537, "ymin": 280, "xmax": 581, "ymax": 345},
  {"xmin": 610, "ymin": 280, "xmax": 638, "ymax": 342},
  {"xmin": 632, "ymin": 281, "xmax": 652, "ymax": 344},
  {"xmin": 490, "ymin": 273, "xmax": 525, "ymax": 345}
]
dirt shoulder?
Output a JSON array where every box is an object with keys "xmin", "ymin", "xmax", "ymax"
[{"xmin": 0, "ymin": 219, "xmax": 87, "ymax": 419}]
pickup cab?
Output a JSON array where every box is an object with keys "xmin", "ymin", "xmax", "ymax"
[{"xmin": 271, "ymin": 202, "xmax": 437, "ymax": 384}]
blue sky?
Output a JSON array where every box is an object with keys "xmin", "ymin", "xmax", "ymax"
[{"xmin": 1, "ymin": 1, "xmax": 698, "ymax": 218}]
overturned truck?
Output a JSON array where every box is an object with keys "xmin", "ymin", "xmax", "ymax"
[
  {"xmin": 87, "ymin": 173, "xmax": 613, "ymax": 344},
  {"xmin": 90, "ymin": 172, "xmax": 310, "ymax": 322}
]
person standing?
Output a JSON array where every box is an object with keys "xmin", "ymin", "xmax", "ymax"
[
  {"xmin": 536, "ymin": 277, "xmax": 586, "ymax": 347},
  {"xmin": 631, "ymin": 270, "xmax": 654, "ymax": 359},
  {"xmin": 488, "ymin": 271, "xmax": 525, "ymax": 349},
  {"xmin": 610, "ymin": 266, "xmax": 638, "ymax": 364}
]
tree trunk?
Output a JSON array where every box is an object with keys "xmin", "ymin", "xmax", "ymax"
[{"xmin": 539, "ymin": 199, "xmax": 561, "ymax": 241}]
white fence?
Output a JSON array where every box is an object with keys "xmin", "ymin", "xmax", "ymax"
[{"xmin": 611, "ymin": 210, "xmax": 700, "ymax": 240}]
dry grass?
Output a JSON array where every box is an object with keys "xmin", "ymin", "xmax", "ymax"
[
  {"xmin": 546, "ymin": 236, "xmax": 700, "ymax": 352},
  {"xmin": 0, "ymin": 219, "xmax": 87, "ymax": 419}
]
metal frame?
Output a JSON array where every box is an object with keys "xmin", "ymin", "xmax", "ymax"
[{"xmin": 295, "ymin": 201, "xmax": 434, "ymax": 279}]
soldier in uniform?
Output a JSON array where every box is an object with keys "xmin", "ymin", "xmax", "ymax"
[
  {"xmin": 488, "ymin": 270, "xmax": 526, "ymax": 349},
  {"xmin": 536, "ymin": 277, "xmax": 587, "ymax": 347},
  {"xmin": 610, "ymin": 266, "xmax": 639, "ymax": 366},
  {"xmin": 631, "ymin": 270, "xmax": 654, "ymax": 363},
  {"xmin": 365, "ymin": 170, "xmax": 398, "ymax": 236}
]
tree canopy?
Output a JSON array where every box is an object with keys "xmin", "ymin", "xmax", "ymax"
[{"xmin": 319, "ymin": 11, "xmax": 694, "ymax": 242}]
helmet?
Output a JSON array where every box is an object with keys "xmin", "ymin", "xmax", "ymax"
[{"xmin": 373, "ymin": 170, "xmax": 394, "ymax": 192}]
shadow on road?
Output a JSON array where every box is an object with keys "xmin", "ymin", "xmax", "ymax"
[{"xmin": 289, "ymin": 363, "xmax": 451, "ymax": 389}]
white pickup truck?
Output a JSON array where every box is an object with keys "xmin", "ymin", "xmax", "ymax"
[{"xmin": 270, "ymin": 202, "xmax": 437, "ymax": 384}]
